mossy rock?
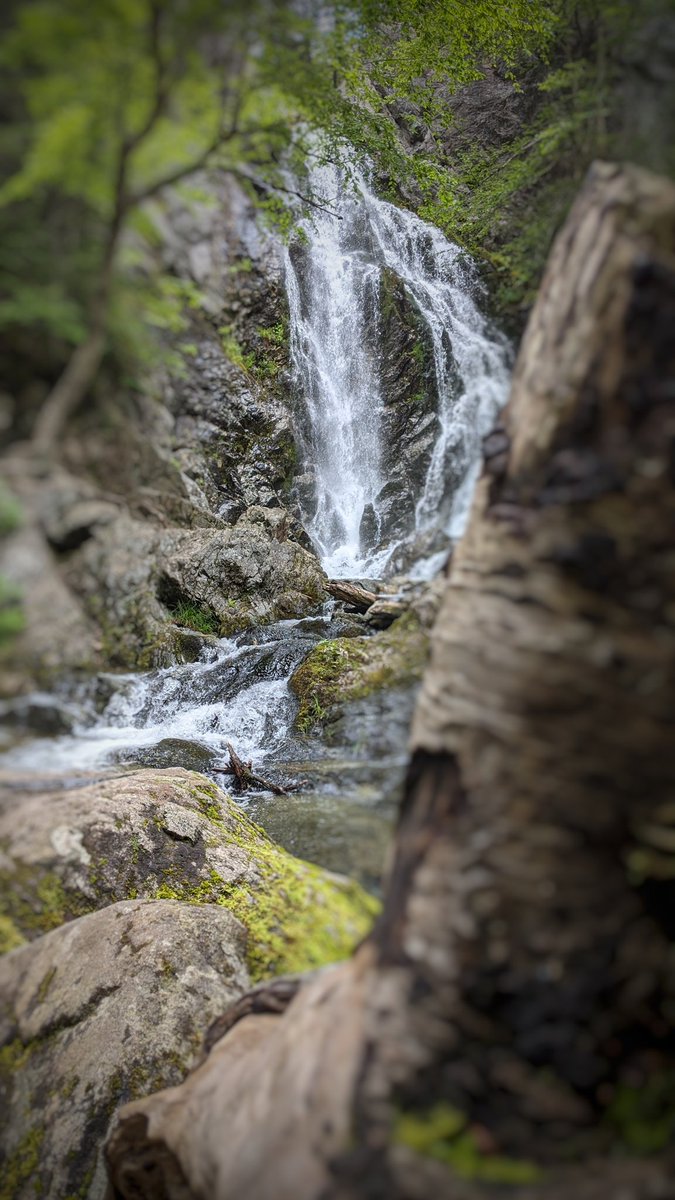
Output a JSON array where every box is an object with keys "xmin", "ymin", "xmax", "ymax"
[
  {"xmin": 290, "ymin": 612, "xmax": 429, "ymax": 731},
  {"xmin": 0, "ymin": 767, "xmax": 379, "ymax": 982},
  {"xmin": 0, "ymin": 899, "xmax": 250, "ymax": 1200}
]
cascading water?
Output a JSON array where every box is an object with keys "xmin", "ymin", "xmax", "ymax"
[{"xmin": 284, "ymin": 162, "xmax": 511, "ymax": 579}]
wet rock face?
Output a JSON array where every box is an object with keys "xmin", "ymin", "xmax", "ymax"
[
  {"xmin": 1, "ymin": 172, "xmax": 313, "ymax": 689},
  {"xmin": 374, "ymin": 270, "xmax": 440, "ymax": 548},
  {"xmin": 0, "ymin": 899, "xmax": 250, "ymax": 1200}
]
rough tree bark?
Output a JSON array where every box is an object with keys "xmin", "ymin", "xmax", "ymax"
[{"xmin": 105, "ymin": 161, "xmax": 675, "ymax": 1199}]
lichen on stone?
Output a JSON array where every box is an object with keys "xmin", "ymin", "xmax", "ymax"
[
  {"xmin": 151, "ymin": 799, "xmax": 380, "ymax": 981},
  {"xmin": 0, "ymin": 1124, "xmax": 45, "ymax": 1200},
  {"xmin": 0, "ymin": 914, "xmax": 25, "ymax": 954}
]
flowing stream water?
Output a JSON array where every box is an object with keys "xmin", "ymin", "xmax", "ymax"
[{"xmin": 2, "ymin": 169, "xmax": 510, "ymax": 882}]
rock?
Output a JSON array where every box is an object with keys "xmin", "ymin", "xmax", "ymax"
[
  {"xmin": 172, "ymin": 627, "xmax": 218, "ymax": 663},
  {"xmin": 0, "ymin": 171, "xmax": 306, "ymax": 684},
  {"xmin": 290, "ymin": 613, "xmax": 430, "ymax": 731},
  {"xmin": 156, "ymin": 515, "xmax": 328, "ymax": 635},
  {"xmin": 69, "ymin": 510, "xmax": 327, "ymax": 667},
  {"xmin": 0, "ymin": 692, "xmax": 83, "ymax": 737},
  {"xmin": 0, "ymin": 898, "xmax": 250, "ymax": 1200},
  {"xmin": 115, "ymin": 737, "xmax": 217, "ymax": 773},
  {"xmin": 0, "ymin": 523, "xmax": 101, "ymax": 691},
  {"xmin": 364, "ymin": 597, "xmax": 409, "ymax": 628},
  {"xmin": 0, "ymin": 767, "xmax": 378, "ymax": 981},
  {"xmin": 41, "ymin": 496, "xmax": 119, "ymax": 552},
  {"xmin": 376, "ymin": 269, "xmax": 441, "ymax": 543}
]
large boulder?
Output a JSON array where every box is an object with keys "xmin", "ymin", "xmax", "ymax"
[
  {"xmin": 0, "ymin": 521, "xmax": 101, "ymax": 693},
  {"xmin": 67, "ymin": 508, "xmax": 327, "ymax": 667},
  {"xmin": 0, "ymin": 767, "xmax": 378, "ymax": 981},
  {"xmin": 156, "ymin": 510, "xmax": 327, "ymax": 635},
  {"xmin": 0, "ymin": 898, "xmax": 250, "ymax": 1200}
]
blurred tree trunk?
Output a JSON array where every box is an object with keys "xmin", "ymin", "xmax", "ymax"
[{"xmin": 105, "ymin": 161, "xmax": 675, "ymax": 1200}]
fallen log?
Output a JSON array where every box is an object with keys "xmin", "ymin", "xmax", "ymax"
[
  {"xmin": 326, "ymin": 579, "xmax": 377, "ymax": 611},
  {"xmin": 210, "ymin": 743, "xmax": 289, "ymax": 795}
]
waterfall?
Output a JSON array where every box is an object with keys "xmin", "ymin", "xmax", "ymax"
[{"xmin": 284, "ymin": 162, "xmax": 511, "ymax": 579}]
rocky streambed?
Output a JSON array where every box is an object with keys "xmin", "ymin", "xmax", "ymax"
[
  {"xmin": 0, "ymin": 585, "xmax": 434, "ymax": 1197},
  {"xmin": 1, "ymin": 587, "xmax": 434, "ymax": 888}
]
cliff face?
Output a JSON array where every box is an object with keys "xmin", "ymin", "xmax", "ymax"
[
  {"xmin": 384, "ymin": 1, "xmax": 675, "ymax": 329},
  {"xmin": 0, "ymin": 175, "xmax": 325, "ymax": 691}
]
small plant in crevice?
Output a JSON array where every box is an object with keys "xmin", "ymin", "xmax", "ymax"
[
  {"xmin": 169, "ymin": 601, "xmax": 219, "ymax": 635},
  {"xmin": 258, "ymin": 319, "xmax": 287, "ymax": 347}
]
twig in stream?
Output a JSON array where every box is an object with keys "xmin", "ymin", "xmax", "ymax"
[{"xmin": 211, "ymin": 743, "xmax": 290, "ymax": 795}]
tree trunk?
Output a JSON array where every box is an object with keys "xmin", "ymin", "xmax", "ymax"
[
  {"xmin": 31, "ymin": 325, "xmax": 108, "ymax": 452},
  {"xmin": 104, "ymin": 161, "xmax": 675, "ymax": 1199}
]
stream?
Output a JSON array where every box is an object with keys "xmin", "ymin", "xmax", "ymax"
[{"xmin": 1, "ymin": 166, "xmax": 510, "ymax": 888}]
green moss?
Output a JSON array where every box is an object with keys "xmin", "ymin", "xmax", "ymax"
[
  {"xmin": 0, "ymin": 863, "xmax": 89, "ymax": 941},
  {"xmin": 395, "ymin": 1103, "xmax": 542, "ymax": 1185},
  {"xmin": 607, "ymin": 1074, "xmax": 675, "ymax": 1154},
  {"xmin": 63, "ymin": 1163, "xmax": 95, "ymax": 1200},
  {"xmin": 1, "ymin": 773, "xmax": 379, "ymax": 985},
  {"xmin": 0, "ymin": 913, "xmax": 25, "ymax": 954},
  {"xmin": 290, "ymin": 613, "xmax": 429, "ymax": 731},
  {"xmin": 0, "ymin": 1125, "xmax": 45, "ymax": 1200},
  {"xmin": 152, "ymin": 805, "xmax": 380, "ymax": 982},
  {"xmin": 35, "ymin": 966, "xmax": 57, "ymax": 1005},
  {"xmin": 0, "ymin": 1037, "xmax": 33, "ymax": 1084},
  {"xmin": 61, "ymin": 1074, "xmax": 79, "ymax": 1100}
]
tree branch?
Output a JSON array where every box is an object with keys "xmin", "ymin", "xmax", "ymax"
[
  {"xmin": 123, "ymin": 2, "xmax": 169, "ymax": 156},
  {"xmin": 126, "ymin": 123, "xmax": 289, "ymax": 210},
  {"xmin": 231, "ymin": 168, "xmax": 343, "ymax": 219}
]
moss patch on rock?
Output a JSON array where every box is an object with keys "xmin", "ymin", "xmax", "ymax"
[
  {"xmin": 0, "ymin": 768, "xmax": 379, "ymax": 982},
  {"xmin": 0, "ymin": 1125, "xmax": 45, "ymax": 1200},
  {"xmin": 0, "ymin": 914, "xmax": 25, "ymax": 954},
  {"xmin": 154, "ymin": 854, "xmax": 379, "ymax": 983},
  {"xmin": 290, "ymin": 612, "xmax": 429, "ymax": 731},
  {"xmin": 0, "ymin": 861, "xmax": 90, "ymax": 941}
]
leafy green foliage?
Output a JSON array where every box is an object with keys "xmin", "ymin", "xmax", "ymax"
[
  {"xmin": 607, "ymin": 1073, "xmax": 675, "ymax": 1154},
  {"xmin": 395, "ymin": 1102, "xmax": 542, "ymax": 1183},
  {"xmin": 0, "ymin": 485, "xmax": 23, "ymax": 647},
  {"xmin": 218, "ymin": 327, "xmax": 256, "ymax": 374},
  {"xmin": 2, "ymin": 0, "xmax": 668, "ymax": 417},
  {"xmin": 400, "ymin": 0, "xmax": 675, "ymax": 316},
  {"xmin": 0, "ymin": 0, "xmax": 307, "ymax": 402}
]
